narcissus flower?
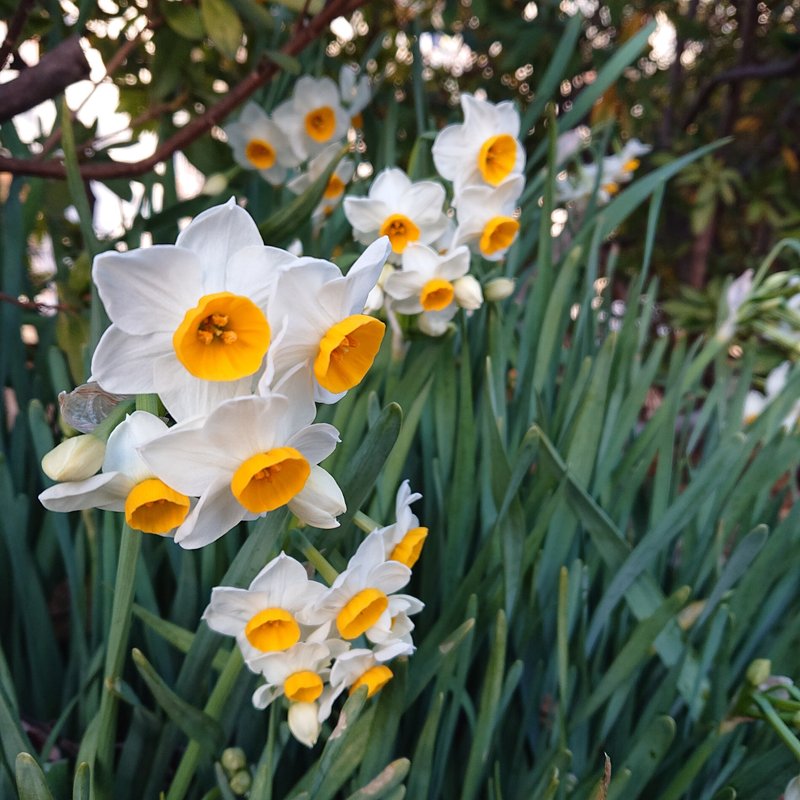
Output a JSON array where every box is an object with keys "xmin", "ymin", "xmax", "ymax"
[
  {"xmin": 287, "ymin": 144, "xmax": 355, "ymax": 223},
  {"xmin": 370, "ymin": 480, "xmax": 429, "ymax": 569},
  {"xmin": 453, "ymin": 175, "xmax": 524, "ymax": 261},
  {"xmin": 320, "ymin": 648, "xmax": 396, "ymax": 718},
  {"xmin": 224, "ymin": 103, "xmax": 300, "ymax": 185},
  {"xmin": 250, "ymin": 639, "xmax": 348, "ymax": 708},
  {"xmin": 308, "ymin": 534, "xmax": 411, "ymax": 641},
  {"xmin": 202, "ymin": 552, "xmax": 328, "ymax": 662},
  {"xmin": 91, "ymin": 199, "xmax": 296, "ymax": 421},
  {"xmin": 139, "ymin": 394, "xmax": 345, "ymax": 548},
  {"xmin": 343, "ymin": 168, "xmax": 448, "ymax": 259},
  {"xmin": 384, "ymin": 244, "xmax": 470, "ymax": 319},
  {"xmin": 365, "ymin": 593, "xmax": 422, "ymax": 660},
  {"xmin": 338, "ymin": 64, "xmax": 372, "ymax": 125},
  {"xmin": 743, "ymin": 361, "xmax": 800, "ymax": 430},
  {"xmin": 268, "ymin": 238, "xmax": 390, "ymax": 402},
  {"xmin": 39, "ymin": 412, "xmax": 190, "ymax": 536},
  {"xmin": 432, "ymin": 93, "xmax": 525, "ymax": 195},
  {"xmin": 273, "ymin": 76, "xmax": 350, "ymax": 161}
]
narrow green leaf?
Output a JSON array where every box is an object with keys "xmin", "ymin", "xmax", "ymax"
[
  {"xmin": 72, "ymin": 763, "xmax": 90, "ymax": 800},
  {"xmin": 15, "ymin": 753, "xmax": 54, "ymax": 800},
  {"xmin": 346, "ymin": 758, "xmax": 410, "ymax": 799}
]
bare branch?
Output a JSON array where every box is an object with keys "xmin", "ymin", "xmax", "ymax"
[
  {"xmin": 0, "ymin": 0, "xmax": 368, "ymax": 180},
  {"xmin": 0, "ymin": 0, "xmax": 36, "ymax": 71},
  {"xmin": 0, "ymin": 36, "xmax": 91, "ymax": 124}
]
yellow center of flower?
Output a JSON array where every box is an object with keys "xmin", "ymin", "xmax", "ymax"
[
  {"xmin": 477, "ymin": 134, "xmax": 518, "ymax": 186},
  {"xmin": 351, "ymin": 112, "xmax": 364, "ymax": 128},
  {"xmin": 603, "ymin": 182, "xmax": 621, "ymax": 196},
  {"xmin": 314, "ymin": 314, "xmax": 385, "ymax": 394},
  {"xmin": 479, "ymin": 216, "xmax": 520, "ymax": 257},
  {"xmin": 124, "ymin": 478, "xmax": 190, "ymax": 534},
  {"xmin": 349, "ymin": 665, "xmax": 393, "ymax": 698},
  {"xmin": 324, "ymin": 174, "xmax": 346, "ymax": 200},
  {"xmin": 173, "ymin": 292, "xmax": 270, "ymax": 381},
  {"xmin": 390, "ymin": 526, "xmax": 429, "ymax": 568},
  {"xmin": 379, "ymin": 214, "xmax": 420, "ymax": 254},
  {"xmin": 245, "ymin": 138, "xmax": 276, "ymax": 170},
  {"xmin": 623, "ymin": 157, "xmax": 640, "ymax": 174},
  {"xmin": 230, "ymin": 447, "xmax": 310, "ymax": 514},
  {"xmin": 420, "ymin": 279, "xmax": 454, "ymax": 312},
  {"xmin": 336, "ymin": 588, "xmax": 388, "ymax": 639},
  {"xmin": 305, "ymin": 106, "xmax": 336, "ymax": 142},
  {"xmin": 244, "ymin": 607, "xmax": 300, "ymax": 652},
  {"xmin": 284, "ymin": 670, "xmax": 324, "ymax": 703}
]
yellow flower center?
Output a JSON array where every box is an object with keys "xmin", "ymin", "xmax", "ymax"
[
  {"xmin": 314, "ymin": 314, "xmax": 385, "ymax": 394},
  {"xmin": 389, "ymin": 526, "xmax": 428, "ymax": 568},
  {"xmin": 622, "ymin": 157, "xmax": 640, "ymax": 174},
  {"xmin": 349, "ymin": 665, "xmax": 393, "ymax": 698},
  {"xmin": 323, "ymin": 174, "xmax": 346, "ymax": 200},
  {"xmin": 245, "ymin": 138, "xmax": 276, "ymax": 170},
  {"xmin": 230, "ymin": 447, "xmax": 310, "ymax": 514},
  {"xmin": 305, "ymin": 106, "xmax": 336, "ymax": 142},
  {"xmin": 477, "ymin": 134, "xmax": 518, "ymax": 186},
  {"xmin": 378, "ymin": 213, "xmax": 420, "ymax": 254},
  {"xmin": 420, "ymin": 279, "xmax": 454, "ymax": 312},
  {"xmin": 479, "ymin": 216, "xmax": 520, "ymax": 257},
  {"xmin": 284, "ymin": 670, "xmax": 324, "ymax": 703},
  {"xmin": 351, "ymin": 112, "xmax": 364, "ymax": 128},
  {"xmin": 336, "ymin": 587, "xmax": 388, "ymax": 639},
  {"xmin": 603, "ymin": 182, "xmax": 621, "ymax": 196},
  {"xmin": 244, "ymin": 607, "xmax": 300, "ymax": 652},
  {"xmin": 173, "ymin": 292, "xmax": 270, "ymax": 381},
  {"xmin": 124, "ymin": 478, "xmax": 190, "ymax": 534}
]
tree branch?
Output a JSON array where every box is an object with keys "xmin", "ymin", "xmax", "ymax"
[
  {"xmin": 0, "ymin": 36, "xmax": 91, "ymax": 124},
  {"xmin": 0, "ymin": 0, "xmax": 36, "ymax": 71},
  {"xmin": 0, "ymin": 0, "xmax": 367, "ymax": 180}
]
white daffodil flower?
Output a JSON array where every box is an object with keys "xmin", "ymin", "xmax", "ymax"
[
  {"xmin": 287, "ymin": 143, "xmax": 355, "ymax": 224},
  {"xmin": 138, "ymin": 394, "xmax": 345, "ymax": 548},
  {"xmin": 599, "ymin": 139, "xmax": 651, "ymax": 195},
  {"xmin": 432, "ymin": 93, "xmax": 525, "ymax": 196},
  {"xmin": 319, "ymin": 648, "xmax": 395, "ymax": 719},
  {"xmin": 39, "ymin": 412, "xmax": 190, "ymax": 536},
  {"xmin": 339, "ymin": 64, "xmax": 372, "ymax": 124},
  {"xmin": 202, "ymin": 552, "xmax": 328, "ymax": 664},
  {"xmin": 266, "ymin": 238, "xmax": 390, "ymax": 403},
  {"xmin": 307, "ymin": 534, "xmax": 411, "ymax": 641},
  {"xmin": 384, "ymin": 243, "xmax": 470, "ymax": 322},
  {"xmin": 343, "ymin": 168, "xmax": 448, "ymax": 260},
  {"xmin": 453, "ymin": 175, "xmax": 524, "ymax": 261},
  {"xmin": 365, "ymin": 593, "xmax": 423, "ymax": 661},
  {"xmin": 90, "ymin": 199, "xmax": 299, "ymax": 422},
  {"xmin": 273, "ymin": 76, "xmax": 350, "ymax": 161},
  {"xmin": 224, "ymin": 102, "xmax": 300, "ymax": 185},
  {"xmin": 743, "ymin": 361, "xmax": 800, "ymax": 430},
  {"xmin": 370, "ymin": 480, "xmax": 429, "ymax": 569},
  {"xmin": 250, "ymin": 638, "xmax": 349, "ymax": 709}
]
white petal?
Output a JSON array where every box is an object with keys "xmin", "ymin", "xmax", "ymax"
[
  {"xmin": 174, "ymin": 479, "xmax": 244, "ymax": 549},
  {"xmin": 249, "ymin": 552, "xmax": 309, "ymax": 595},
  {"xmin": 103, "ymin": 411, "xmax": 169, "ymax": 481},
  {"xmin": 39, "ymin": 471, "xmax": 131, "ymax": 513},
  {"xmin": 90, "ymin": 327, "xmax": 167, "ymax": 395},
  {"xmin": 369, "ymin": 560, "xmax": 412, "ymax": 595},
  {"xmin": 252, "ymin": 683, "xmax": 283, "ymax": 710},
  {"xmin": 397, "ymin": 182, "xmax": 446, "ymax": 225},
  {"xmin": 432, "ymin": 123, "xmax": 470, "ymax": 182},
  {"xmin": 288, "ymin": 466, "xmax": 345, "ymax": 529},
  {"xmin": 202, "ymin": 586, "xmax": 261, "ymax": 635},
  {"xmin": 286, "ymin": 423, "xmax": 341, "ymax": 465},
  {"xmin": 92, "ymin": 246, "xmax": 199, "ymax": 334},
  {"xmin": 343, "ymin": 197, "xmax": 390, "ymax": 236}
]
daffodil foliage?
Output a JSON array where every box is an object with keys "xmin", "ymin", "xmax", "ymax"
[{"xmin": 3, "ymin": 8, "xmax": 800, "ymax": 800}]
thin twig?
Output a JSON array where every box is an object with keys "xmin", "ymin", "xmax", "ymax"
[
  {"xmin": 0, "ymin": 0, "xmax": 36, "ymax": 71},
  {"xmin": 0, "ymin": 0, "xmax": 368, "ymax": 180},
  {"xmin": 0, "ymin": 291, "xmax": 75, "ymax": 314}
]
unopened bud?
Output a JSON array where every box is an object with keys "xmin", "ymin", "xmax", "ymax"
[
  {"xmin": 202, "ymin": 173, "xmax": 229, "ymax": 196},
  {"xmin": 453, "ymin": 275, "xmax": 483, "ymax": 311},
  {"xmin": 784, "ymin": 776, "xmax": 800, "ymax": 800},
  {"xmin": 288, "ymin": 701, "xmax": 320, "ymax": 748},
  {"xmin": 229, "ymin": 770, "xmax": 252, "ymax": 795},
  {"xmin": 418, "ymin": 313, "xmax": 452, "ymax": 337},
  {"xmin": 484, "ymin": 277, "xmax": 516, "ymax": 303},
  {"xmin": 746, "ymin": 658, "xmax": 771, "ymax": 686},
  {"xmin": 220, "ymin": 747, "xmax": 247, "ymax": 774},
  {"xmin": 41, "ymin": 435, "xmax": 105, "ymax": 482}
]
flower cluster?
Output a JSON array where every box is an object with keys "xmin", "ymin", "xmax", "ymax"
[
  {"xmin": 39, "ymin": 199, "xmax": 391, "ymax": 548},
  {"xmin": 341, "ymin": 93, "xmax": 527, "ymax": 337},
  {"xmin": 743, "ymin": 361, "xmax": 800, "ymax": 431},
  {"xmin": 204, "ymin": 480, "xmax": 427, "ymax": 746},
  {"xmin": 224, "ymin": 68, "xmax": 370, "ymax": 224}
]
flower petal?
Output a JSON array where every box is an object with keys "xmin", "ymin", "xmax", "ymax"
[
  {"xmin": 39, "ymin": 471, "xmax": 132, "ymax": 513},
  {"xmin": 174, "ymin": 478, "xmax": 244, "ymax": 549},
  {"xmin": 288, "ymin": 466, "xmax": 345, "ymax": 529}
]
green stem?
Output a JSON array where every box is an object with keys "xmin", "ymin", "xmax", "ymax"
[
  {"xmin": 292, "ymin": 530, "xmax": 339, "ymax": 585},
  {"xmin": 166, "ymin": 648, "xmax": 244, "ymax": 800},
  {"xmin": 752, "ymin": 692, "xmax": 800, "ymax": 762},
  {"xmin": 93, "ymin": 524, "xmax": 142, "ymax": 799},
  {"xmin": 353, "ymin": 510, "xmax": 380, "ymax": 534}
]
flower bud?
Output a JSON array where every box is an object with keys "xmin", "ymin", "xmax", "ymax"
[
  {"xmin": 220, "ymin": 747, "xmax": 247, "ymax": 774},
  {"xmin": 288, "ymin": 701, "xmax": 320, "ymax": 748},
  {"xmin": 229, "ymin": 770, "xmax": 252, "ymax": 795},
  {"xmin": 41, "ymin": 435, "xmax": 105, "ymax": 482},
  {"xmin": 202, "ymin": 173, "xmax": 229, "ymax": 196},
  {"xmin": 453, "ymin": 275, "xmax": 483, "ymax": 311},
  {"xmin": 746, "ymin": 658, "xmax": 771, "ymax": 686},
  {"xmin": 785, "ymin": 776, "xmax": 800, "ymax": 800},
  {"xmin": 418, "ymin": 313, "xmax": 451, "ymax": 338},
  {"xmin": 484, "ymin": 277, "xmax": 516, "ymax": 303}
]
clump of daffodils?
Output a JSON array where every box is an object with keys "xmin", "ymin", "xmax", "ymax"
[
  {"xmin": 203, "ymin": 480, "xmax": 427, "ymax": 747},
  {"xmin": 39, "ymin": 199, "xmax": 391, "ymax": 547},
  {"xmin": 339, "ymin": 93, "xmax": 528, "ymax": 339}
]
